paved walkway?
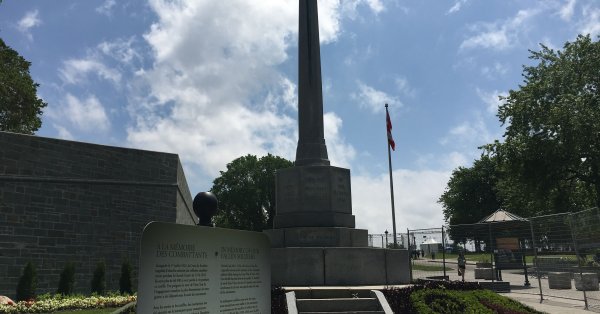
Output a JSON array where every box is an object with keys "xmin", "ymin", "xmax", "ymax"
[
  {"xmin": 503, "ymin": 292, "xmax": 593, "ymax": 313},
  {"xmin": 412, "ymin": 258, "xmax": 600, "ymax": 313},
  {"xmin": 285, "ymin": 284, "xmax": 599, "ymax": 313}
]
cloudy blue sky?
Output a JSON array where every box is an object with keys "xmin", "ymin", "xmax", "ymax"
[{"xmin": 1, "ymin": 0, "xmax": 599, "ymax": 234}]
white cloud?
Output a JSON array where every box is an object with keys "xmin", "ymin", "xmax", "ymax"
[
  {"xmin": 352, "ymin": 169, "xmax": 451, "ymax": 233},
  {"xmin": 353, "ymin": 82, "xmax": 402, "ymax": 113},
  {"xmin": 48, "ymin": 94, "xmax": 111, "ymax": 132},
  {"xmin": 580, "ymin": 5, "xmax": 600, "ymax": 37},
  {"xmin": 480, "ymin": 62, "xmax": 508, "ymax": 79},
  {"xmin": 441, "ymin": 151, "xmax": 469, "ymax": 170},
  {"xmin": 96, "ymin": 0, "xmax": 117, "ymax": 16},
  {"xmin": 60, "ymin": 58, "xmax": 122, "ymax": 85},
  {"xmin": 439, "ymin": 111, "xmax": 496, "ymax": 155},
  {"xmin": 344, "ymin": 44, "xmax": 376, "ymax": 66},
  {"xmin": 17, "ymin": 10, "xmax": 41, "ymax": 40},
  {"xmin": 127, "ymin": 103, "xmax": 296, "ymax": 176},
  {"xmin": 395, "ymin": 76, "xmax": 416, "ymax": 98},
  {"xmin": 53, "ymin": 124, "xmax": 74, "ymax": 141},
  {"xmin": 558, "ymin": 0, "xmax": 576, "ymax": 21},
  {"xmin": 540, "ymin": 37, "xmax": 560, "ymax": 51},
  {"xmin": 125, "ymin": 0, "xmax": 363, "ymax": 179},
  {"xmin": 98, "ymin": 37, "xmax": 141, "ymax": 64},
  {"xmin": 447, "ymin": 0, "xmax": 468, "ymax": 15},
  {"xmin": 324, "ymin": 112, "xmax": 356, "ymax": 167},
  {"xmin": 442, "ymin": 119, "xmax": 491, "ymax": 146},
  {"xmin": 342, "ymin": 0, "xmax": 386, "ymax": 19},
  {"xmin": 477, "ymin": 88, "xmax": 507, "ymax": 114},
  {"xmin": 460, "ymin": 9, "xmax": 539, "ymax": 51}
]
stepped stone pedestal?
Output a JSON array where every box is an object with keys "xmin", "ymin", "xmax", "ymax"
[
  {"xmin": 264, "ymin": 0, "xmax": 410, "ymax": 287},
  {"xmin": 265, "ymin": 165, "xmax": 368, "ymax": 248},
  {"xmin": 265, "ymin": 166, "xmax": 410, "ymax": 286}
]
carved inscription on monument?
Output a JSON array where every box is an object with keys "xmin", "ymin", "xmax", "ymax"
[
  {"xmin": 138, "ymin": 223, "xmax": 270, "ymax": 314},
  {"xmin": 302, "ymin": 168, "xmax": 329, "ymax": 207},
  {"xmin": 331, "ymin": 170, "xmax": 351, "ymax": 212}
]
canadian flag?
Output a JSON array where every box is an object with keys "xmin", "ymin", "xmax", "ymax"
[{"xmin": 386, "ymin": 109, "xmax": 395, "ymax": 151}]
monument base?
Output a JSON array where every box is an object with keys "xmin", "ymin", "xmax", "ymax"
[
  {"xmin": 271, "ymin": 247, "xmax": 410, "ymax": 286},
  {"xmin": 274, "ymin": 165, "xmax": 354, "ymax": 228},
  {"xmin": 264, "ymin": 227, "xmax": 368, "ymax": 247}
]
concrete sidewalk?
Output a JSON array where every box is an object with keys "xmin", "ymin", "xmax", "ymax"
[
  {"xmin": 415, "ymin": 258, "xmax": 600, "ymax": 313},
  {"xmin": 284, "ymin": 285, "xmax": 600, "ymax": 313},
  {"xmin": 501, "ymin": 292, "xmax": 598, "ymax": 313}
]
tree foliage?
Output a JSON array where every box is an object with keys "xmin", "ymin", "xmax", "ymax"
[
  {"xmin": 16, "ymin": 262, "xmax": 36, "ymax": 301},
  {"xmin": 211, "ymin": 154, "xmax": 293, "ymax": 231},
  {"xmin": 57, "ymin": 262, "xmax": 75, "ymax": 295},
  {"xmin": 119, "ymin": 260, "xmax": 134, "ymax": 295},
  {"xmin": 439, "ymin": 156, "xmax": 502, "ymax": 226},
  {"xmin": 90, "ymin": 261, "xmax": 106, "ymax": 295},
  {"xmin": 442, "ymin": 35, "xmax": 600, "ymax": 230},
  {"xmin": 487, "ymin": 35, "xmax": 600, "ymax": 212},
  {"xmin": 0, "ymin": 38, "xmax": 47, "ymax": 134}
]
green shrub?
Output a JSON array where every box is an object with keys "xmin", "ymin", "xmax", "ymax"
[
  {"xmin": 383, "ymin": 281, "xmax": 542, "ymax": 314},
  {"xmin": 383, "ymin": 280, "xmax": 482, "ymax": 313},
  {"xmin": 91, "ymin": 261, "xmax": 106, "ymax": 295},
  {"xmin": 415, "ymin": 279, "xmax": 483, "ymax": 291},
  {"xmin": 16, "ymin": 262, "xmax": 37, "ymax": 301},
  {"xmin": 119, "ymin": 260, "xmax": 133, "ymax": 295},
  {"xmin": 57, "ymin": 262, "xmax": 76, "ymax": 295},
  {"xmin": 410, "ymin": 289, "xmax": 493, "ymax": 314}
]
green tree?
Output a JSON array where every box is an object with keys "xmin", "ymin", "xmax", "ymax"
[
  {"xmin": 439, "ymin": 156, "xmax": 503, "ymax": 251},
  {"xmin": 0, "ymin": 38, "xmax": 47, "ymax": 134},
  {"xmin": 119, "ymin": 260, "xmax": 133, "ymax": 295},
  {"xmin": 16, "ymin": 262, "xmax": 36, "ymax": 301},
  {"xmin": 211, "ymin": 154, "xmax": 293, "ymax": 231},
  {"xmin": 57, "ymin": 262, "xmax": 75, "ymax": 295},
  {"xmin": 486, "ymin": 35, "xmax": 600, "ymax": 212},
  {"xmin": 439, "ymin": 156, "xmax": 502, "ymax": 226},
  {"xmin": 90, "ymin": 261, "xmax": 106, "ymax": 295}
]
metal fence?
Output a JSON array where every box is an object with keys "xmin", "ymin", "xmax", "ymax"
[
  {"xmin": 368, "ymin": 232, "xmax": 408, "ymax": 249},
  {"xmin": 402, "ymin": 207, "xmax": 600, "ymax": 311}
]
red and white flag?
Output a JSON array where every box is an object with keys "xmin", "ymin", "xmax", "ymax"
[{"xmin": 386, "ymin": 110, "xmax": 395, "ymax": 151}]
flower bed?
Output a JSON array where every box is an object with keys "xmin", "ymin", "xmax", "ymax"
[
  {"xmin": 382, "ymin": 280, "xmax": 543, "ymax": 314},
  {"xmin": 0, "ymin": 293, "xmax": 136, "ymax": 314}
]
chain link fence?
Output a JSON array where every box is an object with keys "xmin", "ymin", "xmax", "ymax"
[
  {"xmin": 401, "ymin": 207, "xmax": 600, "ymax": 311},
  {"xmin": 368, "ymin": 232, "xmax": 408, "ymax": 249}
]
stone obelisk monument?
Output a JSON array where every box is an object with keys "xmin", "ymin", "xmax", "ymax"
[
  {"xmin": 271, "ymin": 0, "xmax": 357, "ymax": 231},
  {"xmin": 295, "ymin": 0, "xmax": 329, "ymax": 167},
  {"xmin": 264, "ymin": 0, "xmax": 409, "ymax": 286}
]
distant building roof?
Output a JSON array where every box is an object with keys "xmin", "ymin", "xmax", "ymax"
[
  {"xmin": 422, "ymin": 238, "xmax": 440, "ymax": 244},
  {"xmin": 478, "ymin": 209, "xmax": 527, "ymax": 223}
]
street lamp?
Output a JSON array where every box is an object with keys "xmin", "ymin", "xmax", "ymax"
[{"xmin": 384, "ymin": 230, "xmax": 389, "ymax": 248}]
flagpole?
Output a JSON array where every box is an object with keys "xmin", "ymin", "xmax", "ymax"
[{"xmin": 385, "ymin": 104, "xmax": 398, "ymax": 248}]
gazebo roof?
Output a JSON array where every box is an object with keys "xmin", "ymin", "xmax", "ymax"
[{"xmin": 478, "ymin": 209, "xmax": 527, "ymax": 223}]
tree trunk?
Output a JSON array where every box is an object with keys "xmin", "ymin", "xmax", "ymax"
[{"xmin": 592, "ymin": 162, "xmax": 600, "ymax": 209}]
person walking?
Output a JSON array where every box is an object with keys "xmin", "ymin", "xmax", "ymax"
[{"xmin": 457, "ymin": 251, "xmax": 466, "ymax": 281}]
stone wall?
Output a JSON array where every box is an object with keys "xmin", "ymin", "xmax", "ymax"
[{"xmin": 0, "ymin": 131, "xmax": 196, "ymax": 298}]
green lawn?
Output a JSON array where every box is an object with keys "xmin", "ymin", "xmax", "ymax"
[
  {"xmin": 441, "ymin": 252, "xmax": 574, "ymax": 264},
  {"xmin": 435, "ymin": 252, "xmax": 492, "ymax": 263},
  {"xmin": 412, "ymin": 264, "xmax": 453, "ymax": 272}
]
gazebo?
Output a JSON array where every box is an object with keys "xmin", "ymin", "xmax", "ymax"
[
  {"xmin": 477, "ymin": 209, "xmax": 531, "ymax": 285},
  {"xmin": 478, "ymin": 209, "xmax": 527, "ymax": 223}
]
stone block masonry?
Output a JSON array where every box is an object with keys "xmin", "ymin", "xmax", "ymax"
[{"xmin": 0, "ymin": 131, "xmax": 196, "ymax": 298}]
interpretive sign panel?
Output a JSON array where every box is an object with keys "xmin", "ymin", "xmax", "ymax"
[
  {"xmin": 137, "ymin": 222, "xmax": 271, "ymax": 314},
  {"xmin": 495, "ymin": 237, "xmax": 523, "ymax": 270}
]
